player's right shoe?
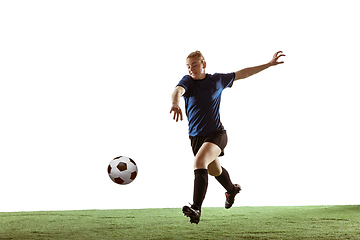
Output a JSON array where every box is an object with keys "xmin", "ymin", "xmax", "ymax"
[
  {"xmin": 225, "ymin": 184, "xmax": 241, "ymax": 209},
  {"xmin": 182, "ymin": 205, "xmax": 201, "ymax": 224}
]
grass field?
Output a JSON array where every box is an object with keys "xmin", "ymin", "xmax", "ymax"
[{"xmin": 1, "ymin": 205, "xmax": 359, "ymax": 239}]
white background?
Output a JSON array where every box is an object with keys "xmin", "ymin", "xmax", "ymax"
[{"xmin": 1, "ymin": 0, "xmax": 359, "ymax": 212}]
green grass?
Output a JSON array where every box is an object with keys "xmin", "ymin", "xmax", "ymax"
[{"xmin": 1, "ymin": 205, "xmax": 360, "ymax": 239}]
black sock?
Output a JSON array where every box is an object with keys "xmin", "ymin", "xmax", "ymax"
[
  {"xmin": 193, "ymin": 169, "xmax": 208, "ymax": 211},
  {"xmin": 215, "ymin": 167, "xmax": 235, "ymax": 193}
]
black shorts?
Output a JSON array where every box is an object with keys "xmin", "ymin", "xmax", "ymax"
[{"xmin": 189, "ymin": 130, "xmax": 228, "ymax": 157}]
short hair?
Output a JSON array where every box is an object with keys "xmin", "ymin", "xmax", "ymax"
[{"xmin": 187, "ymin": 51, "xmax": 205, "ymax": 63}]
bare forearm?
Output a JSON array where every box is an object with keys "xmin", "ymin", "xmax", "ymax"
[
  {"xmin": 171, "ymin": 86, "xmax": 185, "ymax": 106},
  {"xmin": 234, "ymin": 62, "xmax": 271, "ymax": 80},
  {"xmin": 234, "ymin": 51, "xmax": 285, "ymax": 81},
  {"xmin": 172, "ymin": 91, "xmax": 181, "ymax": 106}
]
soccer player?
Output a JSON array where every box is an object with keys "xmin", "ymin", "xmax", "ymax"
[{"xmin": 170, "ymin": 50, "xmax": 285, "ymax": 224}]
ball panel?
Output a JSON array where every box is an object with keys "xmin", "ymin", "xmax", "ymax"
[
  {"xmin": 130, "ymin": 171, "xmax": 137, "ymax": 180},
  {"xmin": 117, "ymin": 162, "xmax": 127, "ymax": 171},
  {"xmin": 114, "ymin": 177, "xmax": 124, "ymax": 184}
]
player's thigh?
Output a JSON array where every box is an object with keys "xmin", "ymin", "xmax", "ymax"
[
  {"xmin": 208, "ymin": 157, "xmax": 222, "ymax": 176},
  {"xmin": 194, "ymin": 142, "xmax": 221, "ymax": 169}
]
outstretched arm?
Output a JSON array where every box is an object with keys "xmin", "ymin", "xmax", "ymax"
[
  {"xmin": 170, "ymin": 86, "xmax": 185, "ymax": 122},
  {"xmin": 234, "ymin": 51, "xmax": 285, "ymax": 81}
]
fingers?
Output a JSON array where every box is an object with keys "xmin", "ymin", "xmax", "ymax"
[
  {"xmin": 174, "ymin": 111, "xmax": 182, "ymax": 122},
  {"xmin": 274, "ymin": 51, "xmax": 282, "ymax": 58},
  {"xmin": 275, "ymin": 51, "xmax": 285, "ymax": 57},
  {"xmin": 170, "ymin": 109, "xmax": 176, "ymax": 121},
  {"xmin": 174, "ymin": 111, "xmax": 179, "ymax": 121},
  {"xmin": 175, "ymin": 109, "xmax": 183, "ymax": 122},
  {"xmin": 272, "ymin": 51, "xmax": 285, "ymax": 65},
  {"xmin": 274, "ymin": 51, "xmax": 285, "ymax": 59},
  {"xmin": 179, "ymin": 110, "xmax": 183, "ymax": 121},
  {"xmin": 170, "ymin": 107, "xmax": 183, "ymax": 122}
]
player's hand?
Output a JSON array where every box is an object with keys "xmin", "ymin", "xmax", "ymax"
[
  {"xmin": 269, "ymin": 51, "xmax": 285, "ymax": 66},
  {"xmin": 170, "ymin": 104, "xmax": 183, "ymax": 122}
]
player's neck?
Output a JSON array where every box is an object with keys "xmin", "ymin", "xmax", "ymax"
[{"xmin": 193, "ymin": 73, "xmax": 207, "ymax": 80}]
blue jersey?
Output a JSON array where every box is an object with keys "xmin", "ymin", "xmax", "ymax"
[{"xmin": 177, "ymin": 73, "xmax": 235, "ymax": 137}]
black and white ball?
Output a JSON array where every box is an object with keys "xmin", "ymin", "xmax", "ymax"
[{"xmin": 107, "ymin": 156, "xmax": 138, "ymax": 185}]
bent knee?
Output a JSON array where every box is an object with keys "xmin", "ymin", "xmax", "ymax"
[{"xmin": 193, "ymin": 156, "xmax": 208, "ymax": 169}]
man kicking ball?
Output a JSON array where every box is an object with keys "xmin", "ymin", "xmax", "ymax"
[{"xmin": 170, "ymin": 50, "xmax": 285, "ymax": 224}]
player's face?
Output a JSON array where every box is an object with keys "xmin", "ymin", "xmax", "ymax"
[{"xmin": 186, "ymin": 57, "xmax": 206, "ymax": 80}]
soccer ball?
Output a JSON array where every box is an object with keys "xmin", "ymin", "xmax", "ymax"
[{"xmin": 107, "ymin": 156, "xmax": 138, "ymax": 185}]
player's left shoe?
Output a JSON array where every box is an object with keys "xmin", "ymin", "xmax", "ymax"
[
  {"xmin": 225, "ymin": 184, "xmax": 241, "ymax": 209},
  {"xmin": 182, "ymin": 205, "xmax": 201, "ymax": 224}
]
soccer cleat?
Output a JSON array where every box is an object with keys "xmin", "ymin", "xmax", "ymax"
[
  {"xmin": 225, "ymin": 184, "xmax": 241, "ymax": 209},
  {"xmin": 182, "ymin": 205, "xmax": 201, "ymax": 224}
]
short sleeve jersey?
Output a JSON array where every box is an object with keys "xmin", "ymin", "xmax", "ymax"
[{"xmin": 177, "ymin": 73, "xmax": 235, "ymax": 137}]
